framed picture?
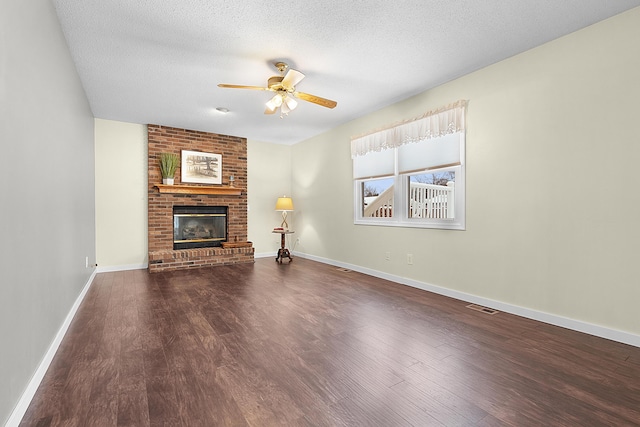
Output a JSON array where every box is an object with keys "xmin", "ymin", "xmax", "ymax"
[{"xmin": 181, "ymin": 150, "xmax": 222, "ymax": 185}]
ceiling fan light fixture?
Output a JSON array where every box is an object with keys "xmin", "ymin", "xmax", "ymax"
[
  {"xmin": 265, "ymin": 100, "xmax": 276, "ymax": 112},
  {"xmin": 265, "ymin": 94, "xmax": 283, "ymax": 111},
  {"xmin": 284, "ymin": 96, "xmax": 298, "ymax": 111}
]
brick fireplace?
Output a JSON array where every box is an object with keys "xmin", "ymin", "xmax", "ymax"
[{"xmin": 147, "ymin": 124, "xmax": 254, "ymax": 272}]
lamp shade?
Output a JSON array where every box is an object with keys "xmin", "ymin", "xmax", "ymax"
[{"xmin": 275, "ymin": 197, "xmax": 294, "ymax": 211}]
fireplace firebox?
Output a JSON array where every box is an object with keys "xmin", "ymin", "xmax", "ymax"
[{"xmin": 173, "ymin": 206, "xmax": 227, "ymax": 249}]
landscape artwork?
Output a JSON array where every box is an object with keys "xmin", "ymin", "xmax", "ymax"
[{"xmin": 181, "ymin": 150, "xmax": 222, "ymax": 185}]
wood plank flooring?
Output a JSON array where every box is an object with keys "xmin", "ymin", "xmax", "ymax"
[{"xmin": 20, "ymin": 258, "xmax": 640, "ymax": 426}]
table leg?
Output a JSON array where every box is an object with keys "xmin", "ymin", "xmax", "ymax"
[{"xmin": 275, "ymin": 233, "xmax": 293, "ymax": 263}]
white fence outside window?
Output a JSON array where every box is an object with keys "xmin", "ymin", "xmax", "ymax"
[{"xmin": 363, "ymin": 181, "xmax": 454, "ymax": 219}]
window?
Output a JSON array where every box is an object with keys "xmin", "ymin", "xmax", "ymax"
[
  {"xmin": 361, "ymin": 177, "xmax": 394, "ymax": 217},
  {"xmin": 351, "ymin": 101, "xmax": 466, "ymax": 230},
  {"xmin": 407, "ymin": 169, "xmax": 456, "ymax": 219}
]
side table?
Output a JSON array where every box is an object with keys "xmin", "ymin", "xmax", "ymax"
[{"xmin": 272, "ymin": 230, "xmax": 294, "ymax": 263}]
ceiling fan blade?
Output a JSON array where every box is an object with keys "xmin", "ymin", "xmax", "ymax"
[
  {"xmin": 281, "ymin": 69, "xmax": 305, "ymax": 90},
  {"xmin": 218, "ymin": 84, "xmax": 268, "ymax": 90},
  {"xmin": 294, "ymin": 92, "xmax": 337, "ymax": 109}
]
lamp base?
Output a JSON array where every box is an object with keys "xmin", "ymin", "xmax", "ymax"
[{"xmin": 280, "ymin": 211, "xmax": 289, "ymax": 230}]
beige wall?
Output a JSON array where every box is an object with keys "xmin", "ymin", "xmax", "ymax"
[
  {"xmin": 95, "ymin": 119, "xmax": 148, "ymax": 270},
  {"xmin": 291, "ymin": 8, "xmax": 640, "ymax": 339},
  {"xmin": 1, "ymin": 1, "xmax": 96, "ymax": 423},
  {"xmin": 247, "ymin": 140, "xmax": 293, "ymax": 255}
]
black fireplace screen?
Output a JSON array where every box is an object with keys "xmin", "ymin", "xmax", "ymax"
[{"xmin": 173, "ymin": 206, "xmax": 227, "ymax": 249}]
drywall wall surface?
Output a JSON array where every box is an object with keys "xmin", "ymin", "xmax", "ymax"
[
  {"xmin": 247, "ymin": 140, "xmax": 293, "ymax": 254},
  {"xmin": 92, "ymin": 126, "xmax": 290, "ymax": 266},
  {"xmin": 95, "ymin": 119, "xmax": 148, "ymax": 269},
  {"xmin": 0, "ymin": 1, "xmax": 96, "ymax": 424},
  {"xmin": 291, "ymin": 7, "xmax": 640, "ymax": 336}
]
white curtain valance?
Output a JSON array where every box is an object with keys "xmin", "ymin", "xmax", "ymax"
[{"xmin": 351, "ymin": 99, "xmax": 467, "ymax": 158}]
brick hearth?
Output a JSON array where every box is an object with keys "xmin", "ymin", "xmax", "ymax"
[{"xmin": 147, "ymin": 124, "xmax": 254, "ymax": 272}]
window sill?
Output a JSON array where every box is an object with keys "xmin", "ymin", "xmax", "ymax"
[{"xmin": 354, "ymin": 218, "xmax": 465, "ymax": 230}]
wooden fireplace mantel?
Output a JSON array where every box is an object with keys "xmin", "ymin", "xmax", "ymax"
[{"xmin": 155, "ymin": 184, "xmax": 242, "ymax": 196}]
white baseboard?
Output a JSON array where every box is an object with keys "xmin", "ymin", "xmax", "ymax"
[
  {"xmin": 254, "ymin": 251, "xmax": 278, "ymax": 259},
  {"xmin": 96, "ymin": 263, "xmax": 148, "ymax": 273},
  {"xmin": 295, "ymin": 252, "xmax": 640, "ymax": 348},
  {"xmin": 5, "ymin": 269, "xmax": 98, "ymax": 427}
]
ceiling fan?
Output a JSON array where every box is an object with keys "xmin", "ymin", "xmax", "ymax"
[{"xmin": 218, "ymin": 62, "xmax": 337, "ymax": 117}]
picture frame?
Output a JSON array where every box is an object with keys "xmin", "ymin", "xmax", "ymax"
[{"xmin": 181, "ymin": 150, "xmax": 222, "ymax": 185}]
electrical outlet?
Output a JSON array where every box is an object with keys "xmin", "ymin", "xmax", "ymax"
[
  {"xmin": 85, "ymin": 256, "xmax": 89, "ymax": 268},
  {"xmin": 296, "ymin": 238, "xmax": 300, "ymax": 244},
  {"xmin": 407, "ymin": 254, "xmax": 413, "ymax": 265},
  {"xmin": 385, "ymin": 252, "xmax": 391, "ymax": 261}
]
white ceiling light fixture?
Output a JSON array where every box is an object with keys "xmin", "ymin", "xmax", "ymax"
[
  {"xmin": 265, "ymin": 93, "xmax": 283, "ymax": 111},
  {"xmin": 284, "ymin": 96, "xmax": 297, "ymax": 111},
  {"xmin": 219, "ymin": 61, "xmax": 336, "ymax": 118},
  {"xmin": 265, "ymin": 91, "xmax": 299, "ymax": 118}
]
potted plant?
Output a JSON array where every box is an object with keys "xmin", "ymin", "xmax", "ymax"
[{"xmin": 159, "ymin": 152, "xmax": 179, "ymax": 185}]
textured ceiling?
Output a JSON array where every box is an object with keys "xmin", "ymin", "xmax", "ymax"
[{"xmin": 52, "ymin": 1, "xmax": 640, "ymax": 145}]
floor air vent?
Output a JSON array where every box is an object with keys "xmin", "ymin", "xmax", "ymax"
[
  {"xmin": 336, "ymin": 267, "xmax": 352, "ymax": 273},
  {"xmin": 466, "ymin": 304, "xmax": 500, "ymax": 315}
]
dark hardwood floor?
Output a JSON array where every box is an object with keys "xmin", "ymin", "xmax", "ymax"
[{"xmin": 20, "ymin": 258, "xmax": 640, "ymax": 426}]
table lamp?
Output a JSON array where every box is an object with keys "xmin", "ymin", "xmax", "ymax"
[{"xmin": 275, "ymin": 196, "xmax": 294, "ymax": 230}]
